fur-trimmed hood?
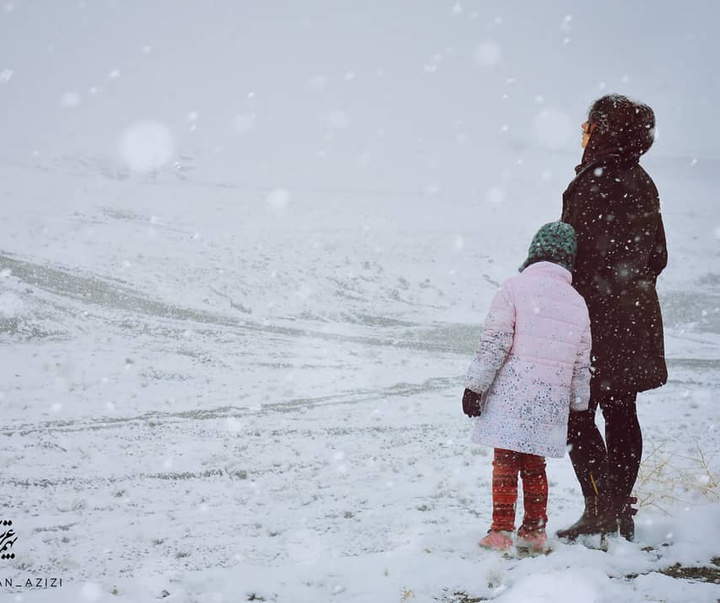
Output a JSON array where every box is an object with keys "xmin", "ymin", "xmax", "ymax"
[{"xmin": 579, "ymin": 94, "xmax": 656, "ymax": 172}]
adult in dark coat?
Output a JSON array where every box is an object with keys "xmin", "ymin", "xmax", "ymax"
[{"xmin": 557, "ymin": 94, "xmax": 668, "ymax": 541}]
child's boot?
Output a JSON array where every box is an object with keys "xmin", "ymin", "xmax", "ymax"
[
  {"xmin": 516, "ymin": 527, "xmax": 549, "ymax": 555},
  {"xmin": 478, "ymin": 530, "xmax": 513, "ymax": 552}
]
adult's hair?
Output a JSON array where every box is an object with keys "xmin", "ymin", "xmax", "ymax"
[{"xmin": 586, "ymin": 94, "xmax": 656, "ymax": 159}]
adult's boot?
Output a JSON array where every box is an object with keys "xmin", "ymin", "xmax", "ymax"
[
  {"xmin": 555, "ymin": 496, "xmax": 617, "ymax": 541},
  {"xmin": 616, "ymin": 496, "xmax": 638, "ymax": 541}
]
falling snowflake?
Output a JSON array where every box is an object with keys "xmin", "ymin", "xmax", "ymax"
[
  {"xmin": 118, "ymin": 121, "xmax": 175, "ymax": 173},
  {"xmin": 266, "ymin": 188, "xmax": 290, "ymax": 210},
  {"xmin": 474, "ymin": 41, "xmax": 502, "ymax": 66},
  {"xmin": 60, "ymin": 92, "xmax": 81, "ymax": 107}
]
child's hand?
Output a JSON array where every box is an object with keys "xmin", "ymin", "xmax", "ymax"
[{"xmin": 462, "ymin": 388, "xmax": 483, "ymax": 417}]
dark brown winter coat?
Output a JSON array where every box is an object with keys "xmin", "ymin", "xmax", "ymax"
[{"xmin": 561, "ymin": 94, "xmax": 668, "ymax": 397}]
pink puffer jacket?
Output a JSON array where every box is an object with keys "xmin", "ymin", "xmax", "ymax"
[{"xmin": 465, "ymin": 261, "xmax": 592, "ymax": 458}]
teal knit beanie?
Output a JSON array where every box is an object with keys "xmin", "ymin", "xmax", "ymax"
[{"xmin": 519, "ymin": 221, "xmax": 577, "ymax": 272}]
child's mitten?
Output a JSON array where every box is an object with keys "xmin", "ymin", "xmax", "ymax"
[{"xmin": 462, "ymin": 388, "xmax": 483, "ymax": 417}]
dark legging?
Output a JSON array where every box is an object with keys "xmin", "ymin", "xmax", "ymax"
[{"xmin": 566, "ymin": 393, "xmax": 642, "ymax": 500}]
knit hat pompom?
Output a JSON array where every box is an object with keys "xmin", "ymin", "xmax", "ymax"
[{"xmin": 519, "ymin": 221, "xmax": 577, "ymax": 273}]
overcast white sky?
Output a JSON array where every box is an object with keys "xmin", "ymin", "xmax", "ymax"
[{"xmin": 1, "ymin": 0, "xmax": 717, "ymax": 191}]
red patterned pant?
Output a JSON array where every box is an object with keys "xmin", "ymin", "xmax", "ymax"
[{"xmin": 490, "ymin": 448, "xmax": 548, "ymax": 535}]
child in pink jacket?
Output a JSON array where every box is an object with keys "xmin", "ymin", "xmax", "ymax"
[{"xmin": 463, "ymin": 221, "xmax": 592, "ymax": 555}]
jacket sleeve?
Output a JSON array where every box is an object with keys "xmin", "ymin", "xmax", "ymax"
[
  {"xmin": 561, "ymin": 172, "xmax": 610, "ymax": 290},
  {"xmin": 465, "ymin": 284, "xmax": 515, "ymax": 394},
  {"xmin": 569, "ymin": 316, "xmax": 592, "ymax": 412},
  {"xmin": 648, "ymin": 216, "xmax": 668, "ymax": 281}
]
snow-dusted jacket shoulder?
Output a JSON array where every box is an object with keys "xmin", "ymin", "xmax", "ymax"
[{"xmin": 465, "ymin": 262, "xmax": 592, "ymax": 458}]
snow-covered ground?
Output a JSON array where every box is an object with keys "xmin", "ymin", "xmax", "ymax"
[
  {"xmin": 1, "ymin": 150, "xmax": 719, "ymax": 602},
  {"xmin": 1, "ymin": 1, "xmax": 720, "ymax": 602}
]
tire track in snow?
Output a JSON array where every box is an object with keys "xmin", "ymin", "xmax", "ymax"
[
  {"xmin": 0, "ymin": 376, "xmax": 460, "ymax": 437},
  {"xmin": 0, "ymin": 250, "xmax": 475, "ymax": 354}
]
